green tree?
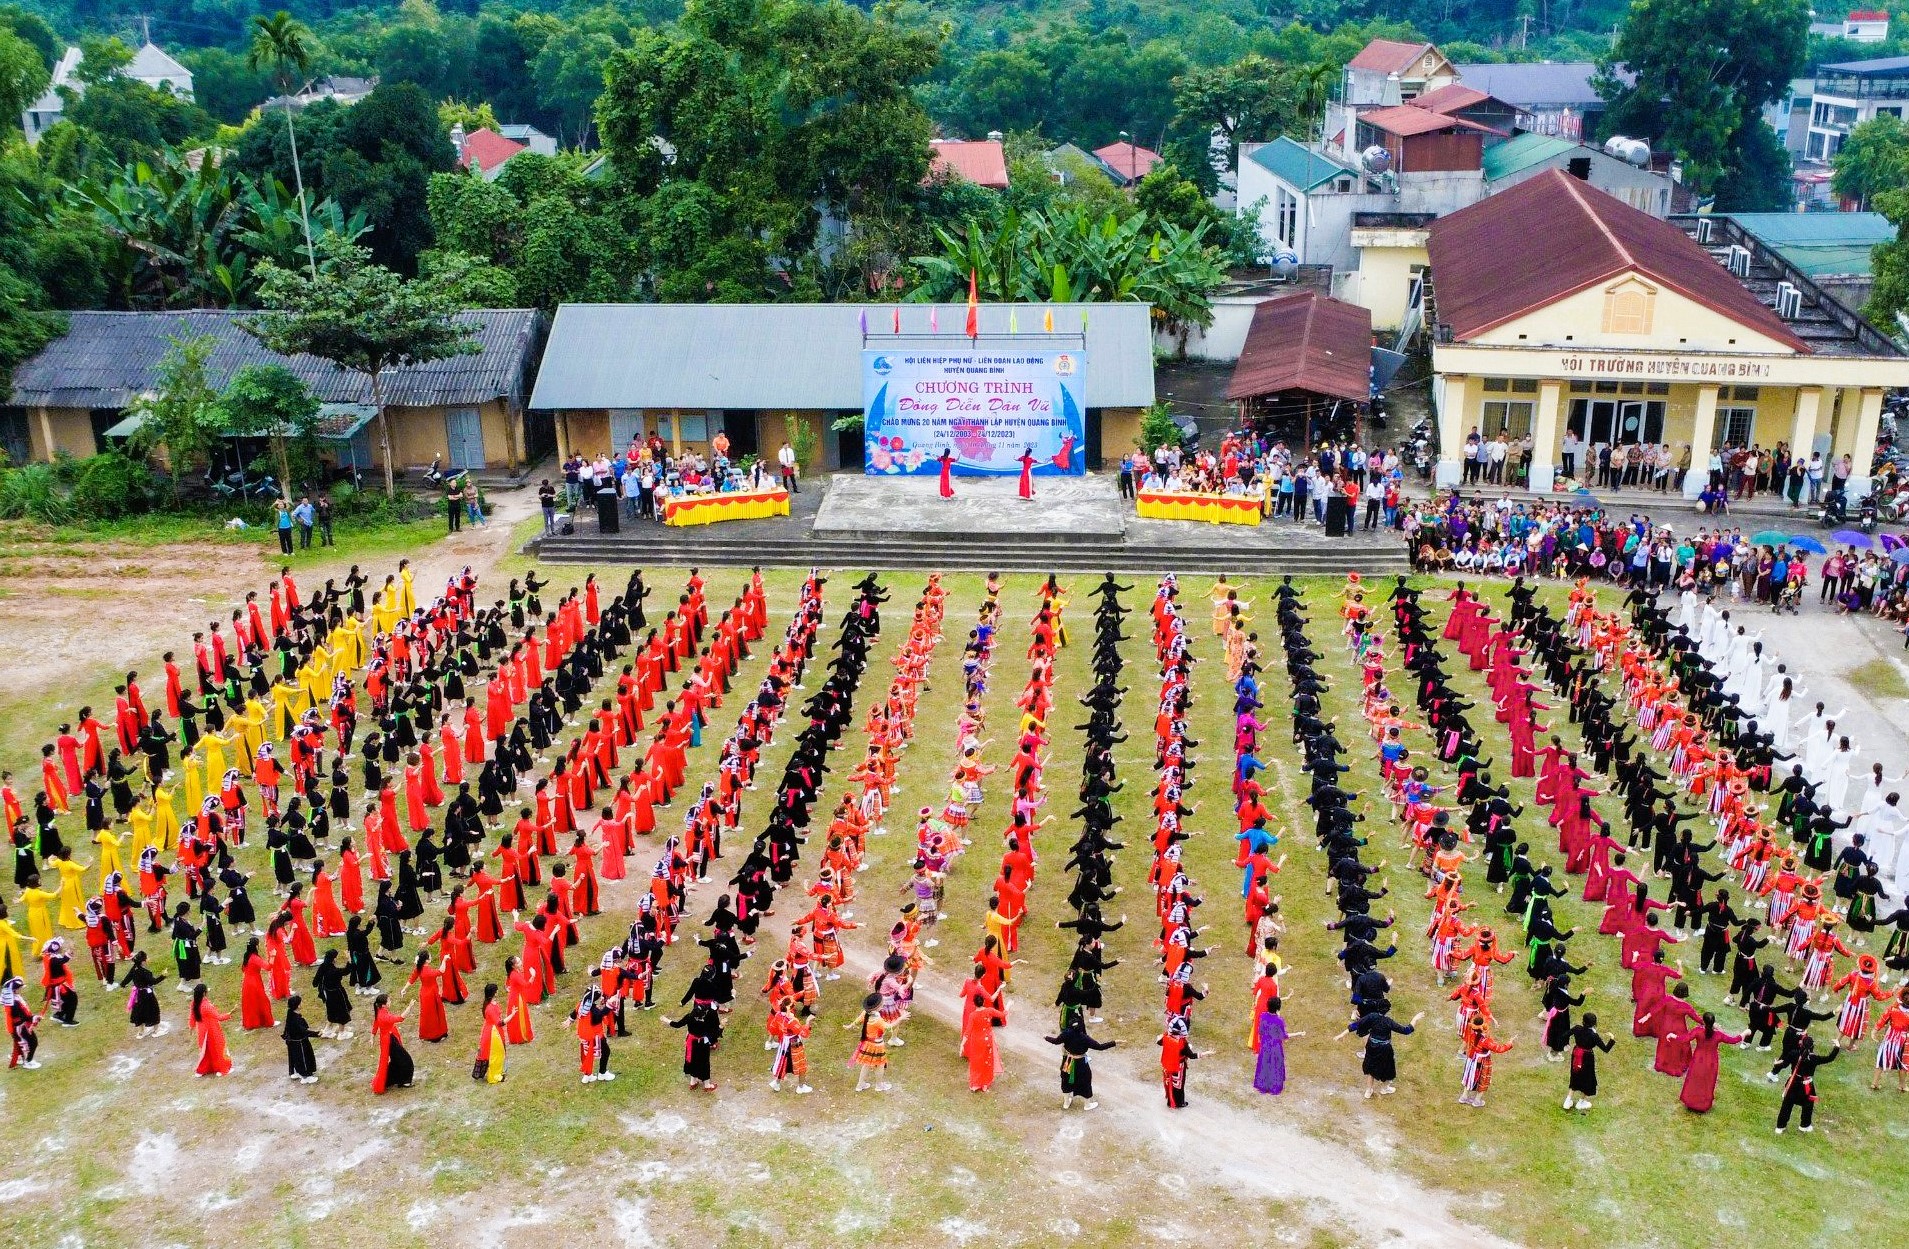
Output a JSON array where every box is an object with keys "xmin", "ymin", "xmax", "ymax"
[
  {"xmin": 73, "ymin": 35, "xmax": 133, "ymax": 87},
  {"xmin": 532, "ymin": 27, "xmax": 620, "ymax": 147},
  {"xmin": 911, "ymin": 201, "xmax": 1226, "ymax": 332},
  {"xmin": 1865, "ymin": 186, "xmax": 1909, "ymax": 334},
  {"xmin": 247, "ymin": 238, "xmax": 480, "ymax": 497},
  {"xmin": 0, "ymin": 6, "xmax": 59, "ymax": 72},
  {"xmin": 1170, "ymin": 55, "xmax": 1300, "ymax": 186},
  {"xmin": 1055, "ymin": 36, "xmax": 1187, "ymax": 149},
  {"xmin": 218, "ymin": 363, "xmax": 320, "ymax": 496},
  {"xmin": 0, "ymin": 24, "xmax": 49, "ymax": 129},
  {"xmin": 598, "ymin": 0, "xmax": 939, "ymax": 300},
  {"xmin": 128, "ymin": 335, "xmax": 225, "ymax": 491},
  {"xmin": 947, "ymin": 49, "xmax": 1052, "ymax": 136},
  {"xmin": 230, "ymin": 83, "xmax": 456, "ymax": 274},
  {"xmin": 1834, "ymin": 114, "xmax": 1909, "ymax": 211},
  {"xmin": 63, "ymin": 74, "xmax": 214, "ymax": 166},
  {"xmin": 249, "ymin": 11, "xmax": 318, "ymax": 278},
  {"xmin": 1597, "ymin": 0, "xmax": 1808, "ymax": 198}
]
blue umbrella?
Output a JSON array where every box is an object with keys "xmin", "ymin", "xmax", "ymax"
[
  {"xmin": 1892, "ymin": 547, "xmax": 1909, "ymax": 566},
  {"xmin": 1787, "ymin": 534, "xmax": 1828, "ymax": 555},
  {"xmin": 1831, "ymin": 529, "xmax": 1874, "ymax": 549}
]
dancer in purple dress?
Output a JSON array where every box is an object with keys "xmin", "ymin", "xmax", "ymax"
[{"xmin": 1253, "ymin": 997, "xmax": 1299, "ymax": 1094}]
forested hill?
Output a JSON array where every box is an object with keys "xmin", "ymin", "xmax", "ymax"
[{"xmin": 10, "ymin": 0, "xmax": 1622, "ymax": 150}]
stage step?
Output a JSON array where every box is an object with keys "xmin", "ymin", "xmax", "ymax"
[{"xmin": 526, "ymin": 532, "xmax": 1409, "ymax": 575}]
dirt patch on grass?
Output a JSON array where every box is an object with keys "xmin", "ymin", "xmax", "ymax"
[{"xmin": 1844, "ymin": 655, "xmax": 1909, "ymax": 702}]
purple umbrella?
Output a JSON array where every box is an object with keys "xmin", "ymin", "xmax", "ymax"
[{"xmin": 1830, "ymin": 529, "xmax": 1873, "ymax": 549}]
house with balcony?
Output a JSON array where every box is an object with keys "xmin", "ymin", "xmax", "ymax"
[{"xmin": 1803, "ymin": 56, "xmax": 1909, "ymax": 163}]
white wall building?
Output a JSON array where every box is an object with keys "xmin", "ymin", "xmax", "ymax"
[{"xmin": 21, "ymin": 41, "xmax": 193, "ymax": 143}]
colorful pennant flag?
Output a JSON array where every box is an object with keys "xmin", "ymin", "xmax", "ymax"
[
  {"xmin": 965, "ymin": 269, "xmax": 979, "ymax": 339},
  {"xmin": 1042, "ymin": 309, "xmax": 1054, "ymax": 333}
]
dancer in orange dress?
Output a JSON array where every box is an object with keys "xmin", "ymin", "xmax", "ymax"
[{"xmin": 189, "ymin": 984, "xmax": 233, "ymax": 1077}]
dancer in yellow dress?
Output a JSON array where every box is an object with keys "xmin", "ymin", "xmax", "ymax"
[
  {"xmin": 49, "ymin": 854, "xmax": 89, "ymax": 929},
  {"xmin": 270, "ymin": 680, "xmax": 300, "ymax": 741},
  {"xmin": 94, "ymin": 825, "xmax": 125, "ymax": 892},
  {"xmin": 127, "ymin": 802, "xmax": 155, "ymax": 870},
  {"xmin": 16, "ymin": 877, "xmax": 57, "ymax": 953},
  {"xmin": 201, "ymin": 728, "xmax": 231, "ymax": 796},
  {"xmin": 397, "ymin": 559, "xmax": 418, "ymax": 615},
  {"xmin": 239, "ymin": 697, "xmax": 268, "ymax": 763},
  {"xmin": 371, "ymin": 589, "xmax": 399, "ymax": 638},
  {"xmin": 0, "ymin": 906, "xmax": 24, "ymax": 981},
  {"xmin": 153, "ymin": 783, "xmax": 180, "ymax": 852}
]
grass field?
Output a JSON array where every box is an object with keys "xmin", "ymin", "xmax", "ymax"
[{"xmin": 0, "ymin": 558, "xmax": 1904, "ymax": 1249}]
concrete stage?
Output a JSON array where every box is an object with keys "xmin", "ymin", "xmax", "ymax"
[{"xmin": 812, "ymin": 474, "xmax": 1126, "ymax": 540}]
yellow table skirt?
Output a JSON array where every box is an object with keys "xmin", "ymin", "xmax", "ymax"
[
  {"xmin": 1134, "ymin": 490, "xmax": 1263, "ymax": 526},
  {"xmin": 661, "ymin": 489, "xmax": 793, "ymax": 526}
]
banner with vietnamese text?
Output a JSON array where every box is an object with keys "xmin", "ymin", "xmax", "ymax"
[{"xmin": 861, "ymin": 349, "xmax": 1087, "ymax": 475}]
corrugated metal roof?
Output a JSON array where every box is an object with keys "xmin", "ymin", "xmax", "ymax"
[
  {"xmin": 1482, "ymin": 132, "xmax": 1578, "ymax": 181},
  {"xmin": 8, "ymin": 309, "xmax": 545, "ymax": 411},
  {"xmin": 1428, "ymin": 170, "xmax": 1809, "ymax": 351},
  {"xmin": 1244, "ymin": 137, "xmax": 1354, "ymax": 192},
  {"xmin": 1226, "ymin": 292, "xmax": 1372, "ymax": 402},
  {"xmin": 1349, "ymin": 40, "xmax": 1434, "ymax": 74},
  {"xmin": 1360, "ymin": 105, "xmax": 1497, "ymax": 137},
  {"xmin": 1453, "ymin": 62, "xmax": 1609, "ymax": 107},
  {"xmin": 528, "ymin": 303, "xmax": 1156, "ymax": 410}
]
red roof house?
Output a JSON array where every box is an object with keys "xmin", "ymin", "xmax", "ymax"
[
  {"xmin": 458, "ymin": 127, "xmax": 526, "ymax": 179},
  {"xmin": 1092, "ymin": 140, "xmax": 1163, "ymax": 186},
  {"xmin": 928, "ymin": 139, "xmax": 1009, "ymax": 190}
]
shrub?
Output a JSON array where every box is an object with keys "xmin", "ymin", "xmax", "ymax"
[
  {"xmin": 0, "ymin": 463, "xmax": 73, "ymax": 524},
  {"xmin": 70, "ymin": 452, "xmax": 160, "ymax": 520},
  {"xmin": 1139, "ymin": 401, "xmax": 1185, "ymax": 453}
]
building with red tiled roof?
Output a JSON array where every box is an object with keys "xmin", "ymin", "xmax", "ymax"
[
  {"xmin": 1330, "ymin": 38, "xmax": 1461, "ymax": 165},
  {"xmin": 457, "ymin": 127, "xmax": 526, "ymax": 180},
  {"xmin": 1091, "ymin": 140, "xmax": 1162, "ymax": 186},
  {"xmin": 1422, "ymin": 168, "xmax": 1909, "ymax": 495},
  {"xmin": 928, "ymin": 139, "xmax": 1009, "ymax": 190}
]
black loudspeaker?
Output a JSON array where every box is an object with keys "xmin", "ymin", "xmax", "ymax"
[
  {"xmin": 595, "ymin": 487, "xmax": 621, "ymax": 535},
  {"xmin": 559, "ymin": 517, "xmax": 575, "ymax": 537},
  {"xmin": 1325, "ymin": 494, "xmax": 1352, "ymax": 537}
]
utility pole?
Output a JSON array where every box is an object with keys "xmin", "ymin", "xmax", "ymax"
[{"xmin": 1518, "ymin": 14, "xmax": 1531, "ymax": 49}]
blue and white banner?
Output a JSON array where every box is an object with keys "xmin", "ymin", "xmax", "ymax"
[{"xmin": 861, "ymin": 349, "xmax": 1087, "ymax": 475}]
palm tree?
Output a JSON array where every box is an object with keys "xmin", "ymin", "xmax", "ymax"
[{"xmin": 249, "ymin": 12, "xmax": 316, "ymax": 278}]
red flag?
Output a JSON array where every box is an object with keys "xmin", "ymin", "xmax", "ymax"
[{"xmin": 965, "ymin": 269, "xmax": 979, "ymax": 338}]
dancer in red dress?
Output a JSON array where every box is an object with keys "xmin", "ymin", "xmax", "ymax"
[
  {"xmin": 1016, "ymin": 447, "xmax": 1036, "ymax": 500},
  {"xmin": 938, "ymin": 448, "xmax": 955, "ymax": 500}
]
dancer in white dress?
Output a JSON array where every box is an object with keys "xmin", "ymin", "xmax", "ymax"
[
  {"xmin": 1821, "ymin": 737, "xmax": 1858, "ymax": 815},
  {"xmin": 1855, "ymin": 764, "xmax": 1907, "ymax": 838},
  {"xmin": 1875, "ymin": 798, "xmax": 1909, "ymax": 886},
  {"xmin": 1761, "ymin": 678, "xmax": 1804, "ymax": 754}
]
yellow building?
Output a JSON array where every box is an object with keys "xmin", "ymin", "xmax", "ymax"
[
  {"xmin": 2, "ymin": 310, "xmax": 548, "ymax": 472},
  {"xmin": 528, "ymin": 302, "xmax": 1155, "ymax": 472},
  {"xmin": 1424, "ymin": 170, "xmax": 1909, "ymax": 494}
]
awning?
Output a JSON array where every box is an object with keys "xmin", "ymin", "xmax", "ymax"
[
  {"xmin": 1227, "ymin": 292, "xmax": 1374, "ymax": 404},
  {"xmin": 100, "ymin": 412, "xmax": 146, "ymax": 439},
  {"xmin": 314, "ymin": 403, "xmax": 379, "ymax": 440}
]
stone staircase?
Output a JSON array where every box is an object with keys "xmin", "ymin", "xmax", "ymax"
[{"xmin": 527, "ymin": 525, "xmax": 1412, "ymax": 576}]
